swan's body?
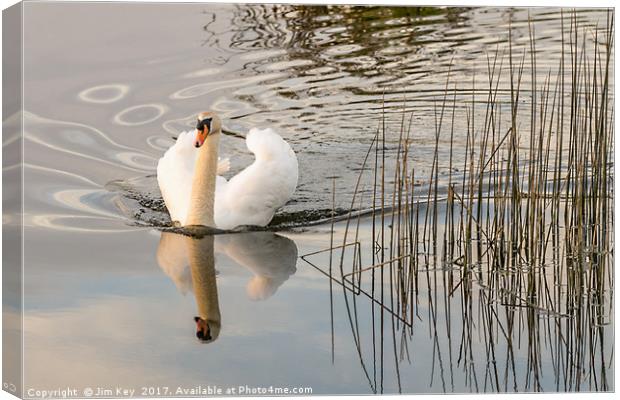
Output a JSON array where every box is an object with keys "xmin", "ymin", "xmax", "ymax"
[{"xmin": 157, "ymin": 114, "xmax": 298, "ymax": 230}]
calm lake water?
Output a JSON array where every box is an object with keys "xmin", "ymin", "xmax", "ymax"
[{"xmin": 6, "ymin": 2, "xmax": 613, "ymax": 395}]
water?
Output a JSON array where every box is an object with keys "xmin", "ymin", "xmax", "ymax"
[{"xmin": 7, "ymin": 2, "xmax": 613, "ymax": 395}]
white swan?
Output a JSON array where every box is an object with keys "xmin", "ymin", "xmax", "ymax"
[{"xmin": 156, "ymin": 112, "xmax": 298, "ymax": 229}]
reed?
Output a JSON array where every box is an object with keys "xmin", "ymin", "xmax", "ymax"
[{"xmin": 302, "ymin": 10, "xmax": 614, "ymax": 393}]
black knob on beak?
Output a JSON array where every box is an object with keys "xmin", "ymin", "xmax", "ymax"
[{"xmin": 196, "ymin": 117, "xmax": 212, "ymax": 132}]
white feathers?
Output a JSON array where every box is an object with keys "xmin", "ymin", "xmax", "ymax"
[
  {"xmin": 216, "ymin": 157, "xmax": 230, "ymax": 175},
  {"xmin": 156, "ymin": 127, "xmax": 298, "ymax": 229},
  {"xmin": 157, "ymin": 130, "xmax": 196, "ymax": 224}
]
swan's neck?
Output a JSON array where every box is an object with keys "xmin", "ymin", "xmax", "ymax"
[
  {"xmin": 186, "ymin": 236, "xmax": 221, "ymax": 334},
  {"xmin": 186, "ymin": 132, "xmax": 220, "ymax": 227}
]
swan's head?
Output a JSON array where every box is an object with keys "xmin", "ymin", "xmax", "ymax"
[
  {"xmin": 194, "ymin": 316, "xmax": 221, "ymax": 343},
  {"xmin": 194, "ymin": 111, "xmax": 221, "ymax": 148}
]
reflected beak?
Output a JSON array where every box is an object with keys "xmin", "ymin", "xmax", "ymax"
[{"xmin": 194, "ymin": 316, "xmax": 212, "ymax": 341}]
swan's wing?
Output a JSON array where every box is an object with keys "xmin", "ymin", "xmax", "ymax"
[
  {"xmin": 157, "ymin": 131, "xmax": 197, "ymax": 225},
  {"xmin": 216, "ymin": 232, "xmax": 297, "ymax": 300},
  {"xmin": 214, "ymin": 128, "xmax": 298, "ymax": 230},
  {"xmin": 217, "ymin": 232, "xmax": 297, "ymax": 276},
  {"xmin": 217, "ymin": 157, "xmax": 230, "ymax": 175}
]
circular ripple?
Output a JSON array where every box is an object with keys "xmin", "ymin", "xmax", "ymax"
[
  {"xmin": 116, "ymin": 152, "xmax": 158, "ymax": 170},
  {"xmin": 146, "ymin": 135, "xmax": 175, "ymax": 151},
  {"xmin": 182, "ymin": 67, "xmax": 222, "ymax": 79},
  {"xmin": 113, "ymin": 104, "xmax": 167, "ymax": 126},
  {"xmin": 170, "ymin": 83, "xmax": 215, "ymax": 100},
  {"xmin": 78, "ymin": 84, "xmax": 129, "ymax": 104}
]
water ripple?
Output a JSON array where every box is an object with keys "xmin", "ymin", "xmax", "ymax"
[
  {"xmin": 23, "ymin": 5, "xmax": 612, "ymax": 232},
  {"xmin": 169, "ymin": 73, "xmax": 286, "ymax": 100},
  {"xmin": 78, "ymin": 84, "xmax": 130, "ymax": 104},
  {"xmin": 25, "ymin": 112, "xmax": 157, "ymax": 175},
  {"xmin": 113, "ymin": 104, "xmax": 168, "ymax": 126}
]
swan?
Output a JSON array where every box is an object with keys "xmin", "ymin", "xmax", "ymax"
[{"xmin": 156, "ymin": 112, "xmax": 298, "ymax": 229}]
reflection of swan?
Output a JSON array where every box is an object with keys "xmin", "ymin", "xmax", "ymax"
[
  {"xmin": 157, "ymin": 230, "xmax": 221, "ymax": 342},
  {"xmin": 156, "ymin": 231, "xmax": 298, "ymax": 300},
  {"xmin": 156, "ymin": 232, "xmax": 192, "ymax": 294},
  {"xmin": 216, "ymin": 232, "xmax": 297, "ymax": 300},
  {"xmin": 156, "ymin": 231, "xmax": 298, "ymax": 342},
  {"xmin": 156, "ymin": 112, "xmax": 298, "ymax": 229},
  {"xmin": 185, "ymin": 235, "xmax": 221, "ymax": 343}
]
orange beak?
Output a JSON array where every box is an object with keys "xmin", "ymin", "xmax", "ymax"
[{"xmin": 194, "ymin": 127, "xmax": 209, "ymax": 148}]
